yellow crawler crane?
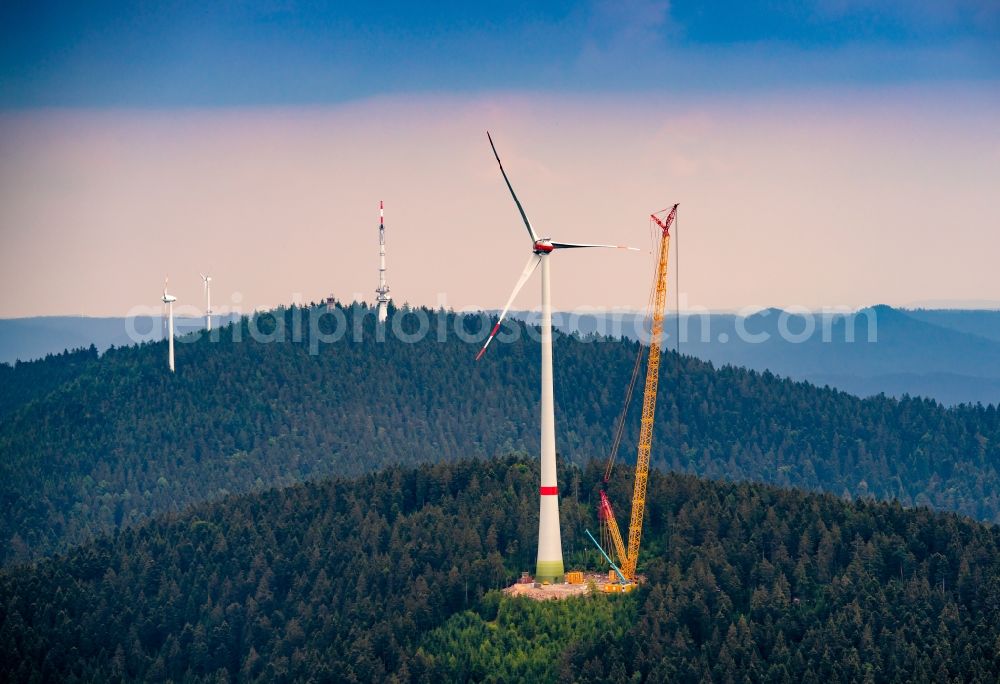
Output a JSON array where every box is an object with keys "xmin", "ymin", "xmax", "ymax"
[{"xmin": 593, "ymin": 204, "xmax": 677, "ymax": 590}]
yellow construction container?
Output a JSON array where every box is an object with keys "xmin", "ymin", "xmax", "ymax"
[{"xmin": 566, "ymin": 571, "xmax": 584, "ymax": 584}]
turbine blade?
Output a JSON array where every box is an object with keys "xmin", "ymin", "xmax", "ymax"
[
  {"xmin": 476, "ymin": 253, "xmax": 542, "ymax": 360},
  {"xmin": 487, "ymin": 132, "xmax": 538, "ymax": 243},
  {"xmin": 550, "ymin": 241, "xmax": 639, "ymax": 250}
]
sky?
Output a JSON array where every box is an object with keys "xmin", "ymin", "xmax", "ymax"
[{"xmin": 0, "ymin": 1, "xmax": 998, "ymax": 317}]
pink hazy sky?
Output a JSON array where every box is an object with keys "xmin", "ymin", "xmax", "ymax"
[{"xmin": 0, "ymin": 86, "xmax": 998, "ymax": 318}]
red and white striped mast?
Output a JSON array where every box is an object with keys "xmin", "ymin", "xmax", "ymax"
[{"xmin": 375, "ymin": 200, "xmax": 391, "ymax": 324}]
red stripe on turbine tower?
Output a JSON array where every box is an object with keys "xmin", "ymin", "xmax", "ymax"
[{"xmin": 540, "ymin": 486, "xmax": 558, "ymax": 495}]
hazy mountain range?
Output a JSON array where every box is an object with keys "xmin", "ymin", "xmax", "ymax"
[
  {"xmin": 516, "ymin": 306, "xmax": 1000, "ymax": 407},
  {"xmin": 0, "ymin": 314, "xmax": 239, "ymax": 365}
]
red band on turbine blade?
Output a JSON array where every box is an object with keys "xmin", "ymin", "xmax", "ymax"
[
  {"xmin": 490, "ymin": 323, "xmax": 501, "ymax": 336},
  {"xmin": 539, "ymin": 486, "xmax": 558, "ymax": 495}
]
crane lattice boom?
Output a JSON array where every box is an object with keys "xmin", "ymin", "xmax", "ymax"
[{"xmin": 601, "ymin": 203, "xmax": 677, "ymax": 583}]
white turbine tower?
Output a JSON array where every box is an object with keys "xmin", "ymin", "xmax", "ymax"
[
  {"xmin": 162, "ymin": 278, "xmax": 177, "ymax": 372},
  {"xmin": 476, "ymin": 132, "xmax": 636, "ymax": 583},
  {"xmin": 200, "ymin": 273, "xmax": 212, "ymax": 331}
]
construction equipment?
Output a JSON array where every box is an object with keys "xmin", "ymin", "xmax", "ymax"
[
  {"xmin": 594, "ymin": 204, "xmax": 678, "ymax": 589},
  {"xmin": 584, "ymin": 529, "xmax": 631, "ymax": 592}
]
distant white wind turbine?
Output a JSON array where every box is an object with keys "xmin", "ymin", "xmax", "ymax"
[
  {"xmin": 200, "ymin": 273, "xmax": 212, "ymax": 331},
  {"xmin": 162, "ymin": 278, "xmax": 177, "ymax": 372}
]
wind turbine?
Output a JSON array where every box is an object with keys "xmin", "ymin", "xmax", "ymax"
[
  {"xmin": 162, "ymin": 278, "xmax": 177, "ymax": 372},
  {"xmin": 476, "ymin": 132, "xmax": 636, "ymax": 583},
  {"xmin": 200, "ymin": 273, "xmax": 212, "ymax": 331}
]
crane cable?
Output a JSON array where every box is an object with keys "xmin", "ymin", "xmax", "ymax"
[
  {"xmin": 603, "ymin": 217, "xmax": 661, "ymax": 484},
  {"xmin": 671, "ymin": 210, "xmax": 681, "ymax": 467},
  {"xmin": 675, "ymin": 210, "xmax": 680, "ymax": 361}
]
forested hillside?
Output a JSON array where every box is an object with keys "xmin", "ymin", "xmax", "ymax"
[
  {"xmin": 0, "ymin": 345, "xmax": 99, "ymax": 420},
  {"xmin": 2, "ymin": 457, "xmax": 999, "ymax": 682},
  {"xmin": 2, "ymin": 304, "xmax": 1000, "ymax": 565}
]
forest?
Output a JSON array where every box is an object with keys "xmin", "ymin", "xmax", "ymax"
[
  {"xmin": 2, "ymin": 303, "xmax": 999, "ymax": 565},
  {"xmin": 0, "ymin": 344, "xmax": 99, "ymax": 421},
  {"xmin": 2, "ymin": 456, "xmax": 999, "ymax": 682}
]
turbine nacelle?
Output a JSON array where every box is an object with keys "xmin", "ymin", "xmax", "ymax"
[
  {"xmin": 533, "ymin": 239, "xmax": 554, "ymax": 254},
  {"xmin": 162, "ymin": 278, "xmax": 176, "ymax": 304}
]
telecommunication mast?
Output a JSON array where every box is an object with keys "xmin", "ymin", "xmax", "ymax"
[{"xmin": 375, "ymin": 201, "xmax": 391, "ymax": 324}]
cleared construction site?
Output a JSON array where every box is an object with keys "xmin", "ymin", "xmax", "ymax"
[{"xmin": 503, "ymin": 571, "xmax": 641, "ymax": 601}]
